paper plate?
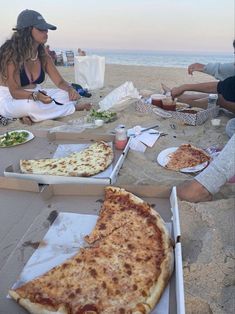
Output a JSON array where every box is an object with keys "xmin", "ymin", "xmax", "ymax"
[
  {"xmin": 157, "ymin": 147, "xmax": 209, "ymax": 173},
  {"xmin": 0, "ymin": 130, "xmax": 34, "ymax": 148},
  {"xmin": 152, "ymin": 107, "xmax": 172, "ymax": 118}
]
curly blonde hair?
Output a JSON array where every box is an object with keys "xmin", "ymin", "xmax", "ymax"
[{"xmin": 0, "ymin": 27, "xmax": 47, "ymax": 83}]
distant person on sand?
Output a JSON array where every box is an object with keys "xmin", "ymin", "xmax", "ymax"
[
  {"xmin": 177, "ymin": 134, "xmax": 235, "ymax": 202},
  {"xmin": 187, "ymin": 40, "xmax": 235, "ymax": 81},
  {"xmin": 0, "ymin": 9, "xmax": 91, "ymax": 125},
  {"xmin": 78, "ymin": 48, "xmax": 86, "ymax": 56},
  {"xmin": 45, "ymin": 44, "xmax": 57, "ymax": 64}
]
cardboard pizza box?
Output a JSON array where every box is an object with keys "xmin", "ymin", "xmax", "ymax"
[
  {"xmin": 2, "ymin": 130, "xmax": 130, "ymax": 186},
  {"xmin": 0, "ymin": 184, "xmax": 185, "ymax": 314},
  {"xmin": 169, "ymin": 106, "xmax": 219, "ymax": 126},
  {"xmin": 136, "ymin": 100, "xmax": 219, "ymax": 126}
]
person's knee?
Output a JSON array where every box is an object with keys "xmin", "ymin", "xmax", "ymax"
[{"xmin": 226, "ymin": 118, "xmax": 235, "ymax": 138}]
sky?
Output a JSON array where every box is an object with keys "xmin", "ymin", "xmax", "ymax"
[{"xmin": 0, "ymin": 0, "xmax": 234, "ymax": 53}]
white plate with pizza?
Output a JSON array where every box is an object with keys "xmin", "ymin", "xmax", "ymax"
[
  {"xmin": 157, "ymin": 145, "xmax": 211, "ymax": 173},
  {"xmin": 0, "ymin": 130, "xmax": 34, "ymax": 148}
]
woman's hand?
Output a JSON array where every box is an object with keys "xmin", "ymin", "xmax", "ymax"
[
  {"xmin": 68, "ymin": 86, "xmax": 80, "ymax": 101},
  {"xmin": 37, "ymin": 91, "xmax": 53, "ymax": 104}
]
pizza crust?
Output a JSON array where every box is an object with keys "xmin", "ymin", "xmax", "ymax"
[{"xmin": 9, "ymin": 290, "xmax": 68, "ymax": 314}]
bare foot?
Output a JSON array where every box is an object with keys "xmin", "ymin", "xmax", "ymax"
[
  {"xmin": 75, "ymin": 103, "xmax": 92, "ymax": 111},
  {"xmin": 20, "ymin": 116, "xmax": 33, "ymax": 125},
  {"xmin": 177, "ymin": 180, "xmax": 212, "ymax": 203}
]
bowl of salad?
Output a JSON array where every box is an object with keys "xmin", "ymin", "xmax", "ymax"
[{"xmin": 89, "ymin": 109, "xmax": 117, "ymax": 123}]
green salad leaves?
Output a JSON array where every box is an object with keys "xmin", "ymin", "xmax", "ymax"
[
  {"xmin": 0, "ymin": 131, "xmax": 29, "ymax": 147},
  {"xmin": 89, "ymin": 109, "xmax": 117, "ymax": 123}
]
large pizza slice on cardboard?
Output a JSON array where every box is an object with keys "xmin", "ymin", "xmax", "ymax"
[
  {"xmin": 20, "ymin": 141, "xmax": 113, "ymax": 177},
  {"xmin": 9, "ymin": 187, "xmax": 174, "ymax": 314}
]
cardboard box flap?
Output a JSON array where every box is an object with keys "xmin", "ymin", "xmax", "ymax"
[
  {"xmin": 47, "ymin": 131, "xmax": 114, "ymax": 142},
  {"xmin": 175, "ymin": 243, "xmax": 185, "ymax": 314},
  {"xmin": 170, "ymin": 187, "xmax": 181, "ymax": 242},
  {"xmin": 0, "ymin": 175, "xmax": 41, "ymax": 192}
]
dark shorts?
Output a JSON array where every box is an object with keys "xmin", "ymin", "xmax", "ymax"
[{"xmin": 217, "ymin": 76, "xmax": 235, "ymax": 102}]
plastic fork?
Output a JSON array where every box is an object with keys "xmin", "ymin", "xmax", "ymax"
[{"xmin": 38, "ymin": 90, "xmax": 64, "ymax": 106}]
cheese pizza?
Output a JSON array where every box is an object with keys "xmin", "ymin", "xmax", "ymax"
[
  {"xmin": 9, "ymin": 186, "xmax": 174, "ymax": 314},
  {"xmin": 166, "ymin": 143, "xmax": 211, "ymax": 171},
  {"xmin": 20, "ymin": 141, "xmax": 113, "ymax": 177}
]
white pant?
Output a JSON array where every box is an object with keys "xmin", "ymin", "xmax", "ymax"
[
  {"xmin": 196, "ymin": 134, "xmax": 235, "ymax": 194},
  {"xmin": 0, "ymin": 85, "xmax": 75, "ymax": 122}
]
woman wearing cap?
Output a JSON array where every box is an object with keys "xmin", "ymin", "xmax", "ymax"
[{"xmin": 0, "ymin": 9, "xmax": 91, "ymax": 124}]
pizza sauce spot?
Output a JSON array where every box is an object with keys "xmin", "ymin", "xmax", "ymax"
[
  {"xmin": 112, "ymin": 277, "xmax": 118, "ymax": 283},
  {"xmin": 99, "ymin": 223, "xmax": 106, "ymax": 230},
  {"xmin": 76, "ymin": 304, "xmax": 98, "ymax": 314},
  {"xmin": 102, "ymin": 281, "xmax": 107, "ymax": 289},
  {"xmin": 133, "ymin": 284, "xmax": 138, "ymax": 290},
  {"xmin": 89, "ymin": 268, "xmax": 97, "ymax": 278}
]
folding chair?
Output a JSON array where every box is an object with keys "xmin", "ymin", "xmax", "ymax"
[
  {"xmin": 65, "ymin": 50, "xmax": 75, "ymax": 66},
  {"xmin": 55, "ymin": 52, "xmax": 64, "ymax": 66}
]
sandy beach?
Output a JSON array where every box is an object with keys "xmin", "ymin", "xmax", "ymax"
[{"xmin": 1, "ymin": 64, "xmax": 234, "ymax": 313}]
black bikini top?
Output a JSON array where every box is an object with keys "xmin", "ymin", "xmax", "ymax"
[{"xmin": 20, "ymin": 63, "xmax": 45, "ymax": 86}]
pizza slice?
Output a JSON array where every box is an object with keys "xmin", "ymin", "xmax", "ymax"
[
  {"xmin": 20, "ymin": 141, "xmax": 114, "ymax": 177},
  {"xmin": 166, "ymin": 143, "xmax": 211, "ymax": 171},
  {"xmin": 9, "ymin": 187, "xmax": 174, "ymax": 314}
]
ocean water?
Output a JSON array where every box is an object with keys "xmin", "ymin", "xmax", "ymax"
[{"xmin": 58, "ymin": 49, "xmax": 234, "ymax": 68}]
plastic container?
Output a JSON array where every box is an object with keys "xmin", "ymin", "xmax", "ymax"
[
  {"xmin": 115, "ymin": 125, "xmax": 128, "ymax": 150},
  {"xmin": 94, "ymin": 119, "xmax": 104, "ymax": 127},
  {"xmin": 207, "ymin": 94, "xmax": 218, "ymax": 109},
  {"xmin": 151, "ymin": 94, "xmax": 166, "ymax": 107},
  {"xmin": 211, "ymin": 118, "xmax": 221, "ymax": 127}
]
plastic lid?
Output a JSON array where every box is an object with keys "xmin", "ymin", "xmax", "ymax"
[{"xmin": 209, "ymin": 94, "xmax": 218, "ymax": 99}]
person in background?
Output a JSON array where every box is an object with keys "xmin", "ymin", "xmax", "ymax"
[
  {"xmin": 77, "ymin": 48, "xmax": 86, "ymax": 56},
  {"xmin": 162, "ymin": 40, "xmax": 235, "ymax": 108},
  {"xmin": 45, "ymin": 44, "xmax": 57, "ymax": 65},
  {"xmin": 188, "ymin": 39, "xmax": 235, "ymax": 80},
  {"xmin": 166, "ymin": 76, "xmax": 235, "ymax": 137},
  {"xmin": 177, "ymin": 134, "xmax": 235, "ymax": 202},
  {"xmin": 0, "ymin": 9, "xmax": 91, "ymax": 125}
]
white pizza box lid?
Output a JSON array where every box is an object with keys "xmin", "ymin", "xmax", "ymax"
[
  {"xmin": 3, "ymin": 131, "xmax": 131, "ymax": 186},
  {"xmin": 0, "ymin": 184, "xmax": 185, "ymax": 314}
]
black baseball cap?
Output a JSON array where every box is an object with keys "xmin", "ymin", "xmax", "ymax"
[{"xmin": 13, "ymin": 9, "xmax": 57, "ymax": 31}]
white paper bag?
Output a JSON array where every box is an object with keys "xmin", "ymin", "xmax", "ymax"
[
  {"xmin": 74, "ymin": 55, "xmax": 105, "ymax": 90},
  {"xmin": 99, "ymin": 81, "xmax": 141, "ymax": 111}
]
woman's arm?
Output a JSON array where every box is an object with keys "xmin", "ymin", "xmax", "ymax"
[
  {"xmin": 45, "ymin": 55, "xmax": 80, "ymax": 101},
  {"xmin": 6, "ymin": 62, "xmax": 52, "ymax": 103},
  {"xmin": 171, "ymin": 81, "xmax": 218, "ymax": 99}
]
